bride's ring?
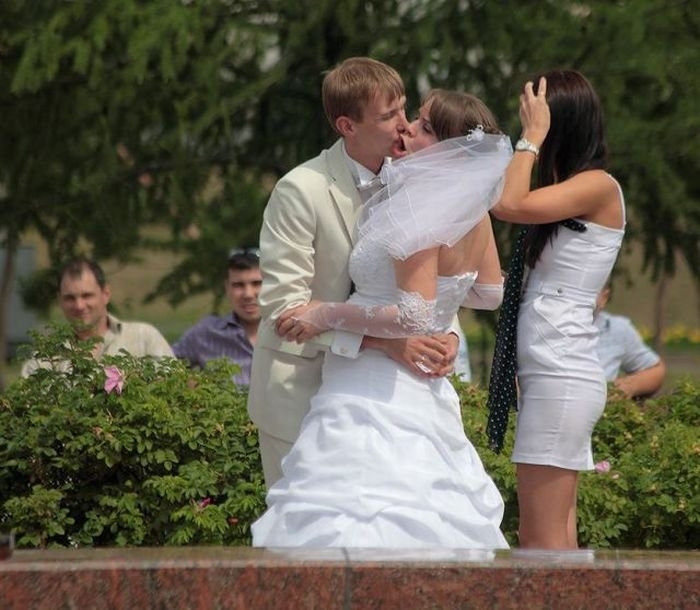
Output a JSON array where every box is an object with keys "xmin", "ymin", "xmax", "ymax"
[{"xmin": 415, "ymin": 360, "xmax": 431, "ymax": 374}]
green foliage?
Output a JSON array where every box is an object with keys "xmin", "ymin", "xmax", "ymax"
[
  {"xmin": 454, "ymin": 381, "xmax": 518, "ymax": 545},
  {"xmin": 0, "ymin": 324, "xmax": 265, "ymax": 548},
  {"xmin": 1, "ymin": 1, "xmax": 698, "ymax": 391},
  {"xmin": 1, "ymin": 327, "xmax": 698, "ymax": 549},
  {"xmin": 3, "ymin": 0, "xmax": 698, "ymax": 307},
  {"xmin": 453, "ymin": 378, "xmax": 700, "ymax": 550},
  {"xmin": 578, "ymin": 383, "xmax": 700, "ymax": 549},
  {"xmin": 1, "ymin": 0, "xmax": 272, "ymax": 309},
  {"xmin": 620, "ymin": 421, "xmax": 699, "ymax": 548}
]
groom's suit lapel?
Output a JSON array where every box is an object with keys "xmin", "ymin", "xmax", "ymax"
[{"xmin": 325, "ymin": 140, "xmax": 362, "ymax": 244}]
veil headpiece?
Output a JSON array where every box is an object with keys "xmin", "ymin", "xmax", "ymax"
[{"xmin": 357, "ymin": 129, "xmax": 513, "ymax": 260}]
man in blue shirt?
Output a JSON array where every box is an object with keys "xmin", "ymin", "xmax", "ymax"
[
  {"xmin": 595, "ymin": 284, "xmax": 666, "ymax": 398},
  {"xmin": 173, "ymin": 249, "xmax": 262, "ymax": 386}
]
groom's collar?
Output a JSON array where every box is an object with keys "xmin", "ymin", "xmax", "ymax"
[{"xmin": 341, "ymin": 140, "xmax": 388, "ymax": 188}]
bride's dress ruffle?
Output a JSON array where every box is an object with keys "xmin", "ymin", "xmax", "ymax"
[
  {"xmin": 252, "ymin": 248, "xmax": 508, "ymax": 548},
  {"xmin": 252, "ymin": 349, "xmax": 508, "ymax": 548}
]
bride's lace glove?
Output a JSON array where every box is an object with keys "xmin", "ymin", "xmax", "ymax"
[
  {"xmin": 283, "ymin": 290, "xmax": 438, "ymax": 343},
  {"xmin": 275, "ymin": 301, "xmax": 326, "ymax": 343},
  {"xmin": 461, "ymin": 281, "xmax": 504, "ymax": 310}
]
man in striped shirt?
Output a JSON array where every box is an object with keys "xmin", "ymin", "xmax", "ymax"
[{"xmin": 173, "ymin": 249, "xmax": 262, "ymax": 386}]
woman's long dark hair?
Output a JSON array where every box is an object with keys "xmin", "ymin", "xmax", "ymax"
[{"xmin": 525, "ymin": 70, "xmax": 609, "ymax": 268}]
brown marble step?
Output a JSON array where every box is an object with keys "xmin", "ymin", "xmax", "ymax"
[{"xmin": 1, "ymin": 547, "xmax": 698, "ymax": 609}]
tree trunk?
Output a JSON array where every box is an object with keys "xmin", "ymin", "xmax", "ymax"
[
  {"xmin": 0, "ymin": 234, "xmax": 19, "ymax": 393},
  {"xmin": 652, "ymin": 273, "xmax": 668, "ymax": 352}
]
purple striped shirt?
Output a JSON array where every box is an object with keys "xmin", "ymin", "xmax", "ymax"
[{"xmin": 172, "ymin": 313, "xmax": 254, "ymax": 386}]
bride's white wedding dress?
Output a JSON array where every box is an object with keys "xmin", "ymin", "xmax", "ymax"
[{"xmin": 252, "ymin": 133, "xmax": 511, "ymax": 549}]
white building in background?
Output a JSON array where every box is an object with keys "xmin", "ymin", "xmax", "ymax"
[{"xmin": 0, "ymin": 245, "xmax": 36, "ymax": 359}]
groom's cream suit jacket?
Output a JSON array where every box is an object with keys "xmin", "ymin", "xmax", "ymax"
[{"xmin": 248, "ymin": 139, "xmax": 363, "ymax": 443}]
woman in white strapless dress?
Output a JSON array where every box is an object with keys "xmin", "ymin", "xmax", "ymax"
[
  {"xmin": 251, "ymin": 91, "xmax": 511, "ymax": 549},
  {"xmin": 489, "ymin": 70, "xmax": 625, "ymax": 550}
]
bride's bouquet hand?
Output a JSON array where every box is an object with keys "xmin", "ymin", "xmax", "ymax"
[{"xmin": 277, "ymin": 301, "xmax": 326, "ymax": 343}]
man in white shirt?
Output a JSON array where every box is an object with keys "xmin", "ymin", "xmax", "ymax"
[{"xmin": 22, "ymin": 257, "xmax": 173, "ymax": 376}]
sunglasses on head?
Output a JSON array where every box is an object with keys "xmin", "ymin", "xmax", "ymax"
[{"xmin": 229, "ymin": 247, "xmax": 260, "ymax": 259}]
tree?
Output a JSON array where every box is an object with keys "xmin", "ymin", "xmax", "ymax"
[
  {"xmin": 2, "ymin": 1, "xmax": 698, "ymax": 388},
  {"xmin": 0, "ymin": 1, "xmax": 276, "ymax": 386}
]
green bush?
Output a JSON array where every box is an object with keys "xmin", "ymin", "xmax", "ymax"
[
  {"xmin": 0, "ymin": 324, "xmax": 265, "ymax": 548},
  {"xmin": 1, "ymin": 327, "xmax": 697, "ymax": 550},
  {"xmin": 455, "ymin": 382, "xmax": 519, "ymax": 545},
  {"xmin": 454, "ymin": 378, "xmax": 700, "ymax": 550}
]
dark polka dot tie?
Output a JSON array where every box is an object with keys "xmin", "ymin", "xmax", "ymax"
[
  {"xmin": 486, "ymin": 219, "xmax": 587, "ymax": 453},
  {"xmin": 486, "ymin": 227, "xmax": 528, "ymax": 453}
]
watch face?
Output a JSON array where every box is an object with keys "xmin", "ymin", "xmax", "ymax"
[{"xmin": 516, "ymin": 139, "xmax": 537, "ymax": 154}]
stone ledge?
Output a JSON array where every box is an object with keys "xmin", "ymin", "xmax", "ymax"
[{"xmin": 1, "ymin": 547, "xmax": 698, "ymax": 609}]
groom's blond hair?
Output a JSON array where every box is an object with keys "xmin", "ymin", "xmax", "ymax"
[{"xmin": 322, "ymin": 57, "xmax": 404, "ymax": 134}]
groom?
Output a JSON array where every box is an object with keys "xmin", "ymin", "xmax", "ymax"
[{"xmin": 248, "ymin": 57, "xmax": 459, "ymax": 488}]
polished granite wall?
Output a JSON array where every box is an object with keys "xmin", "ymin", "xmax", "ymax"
[{"xmin": 1, "ymin": 547, "xmax": 698, "ymax": 609}]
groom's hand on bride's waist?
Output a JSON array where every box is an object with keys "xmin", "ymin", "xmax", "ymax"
[
  {"xmin": 363, "ymin": 334, "xmax": 456, "ymax": 378},
  {"xmin": 428, "ymin": 333, "xmax": 458, "ymax": 377}
]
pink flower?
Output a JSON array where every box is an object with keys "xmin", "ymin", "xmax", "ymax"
[
  {"xmin": 594, "ymin": 460, "xmax": 611, "ymax": 474},
  {"xmin": 198, "ymin": 498, "xmax": 212, "ymax": 509},
  {"xmin": 104, "ymin": 366, "xmax": 125, "ymax": 395},
  {"xmin": 138, "ymin": 172, "xmax": 154, "ymax": 188}
]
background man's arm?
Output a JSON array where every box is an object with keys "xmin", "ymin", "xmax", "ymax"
[
  {"xmin": 614, "ymin": 360, "xmax": 666, "ymax": 398},
  {"xmin": 615, "ymin": 317, "xmax": 666, "ymax": 398}
]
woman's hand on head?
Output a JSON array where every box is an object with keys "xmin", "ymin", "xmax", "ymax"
[{"xmin": 519, "ymin": 76, "xmax": 550, "ymax": 146}]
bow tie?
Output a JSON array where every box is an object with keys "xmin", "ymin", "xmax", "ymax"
[
  {"xmin": 357, "ymin": 175, "xmax": 383, "ymax": 191},
  {"xmin": 356, "ymin": 175, "xmax": 384, "ymax": 202}
]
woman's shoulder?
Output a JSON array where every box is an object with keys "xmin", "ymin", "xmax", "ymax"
[
  {"xmin": 565, "ymin": 169, "xmax": 621, "ymax": 203},
  {"xmin": 571, "ymin": 170, "xmax": 624, "ymax": 228},
  {"xmin": 569, "ymin": 168, "xmax": 617, "ymax": 186}
]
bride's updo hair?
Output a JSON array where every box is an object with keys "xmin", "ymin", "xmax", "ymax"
[{"xmin": 423, "ymin": 89, "xmax": 502, "ymax": 141}]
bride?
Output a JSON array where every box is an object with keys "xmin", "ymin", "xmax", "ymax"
[{"xmin": 251, "ymin": 90, "xmax": 512, "ymax": 549}]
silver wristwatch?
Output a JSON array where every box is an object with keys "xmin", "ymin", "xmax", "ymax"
[{"xmin": 515, "ymin": 137, "xmax": 540, "ymax": 158}]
